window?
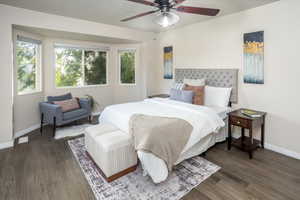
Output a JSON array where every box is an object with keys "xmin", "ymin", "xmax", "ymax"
[
  {"xmin": 55, "ymin": 44, "xmax": 108, "ymax": 88},
  {"xmin": 119, "ymin": 50, "xmax": 136, "ymax": 84},
  {"xmin": 84, "ymin": 51, "xmax": 107, "ymax": 85},
  {"xmin": 16, "ymin": 35, "xmax": 42, "ymax": 95}
]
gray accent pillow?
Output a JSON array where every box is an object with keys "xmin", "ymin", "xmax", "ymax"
[{"xmin": 170, "ymin": 89, "xmax": 195, "ymax": 104}]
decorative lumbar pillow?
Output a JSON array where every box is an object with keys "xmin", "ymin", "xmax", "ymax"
[
  {"xmin": 169, "ymin": 88, "xmax": 195, "ymax": 104},
  {"xmin": 171, "ymin": 82, "xmax": 185, "ymax": 90},
  {"xmin": 53, "ymin": 98, "xmax": 80, "ymax": 112},
  {"xmin": 183, "ymin": 78, "xmax": 205, "ymax": 86},
  {"xmin": 204, "ymin": 86, "xmax": 232, "ymax": 107},
  {"xmin": 183, "ymin": 84, "xmax": 205, "ymax": 105},
  {"xmin": 47, "ymin": 93, "xmax": 72, "ymax": 103}
]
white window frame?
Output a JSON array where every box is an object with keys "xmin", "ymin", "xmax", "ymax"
[
  {"xmin": 54, "ymin": 43, "xmax": 109, "ymax": 89},
  {"xmin": 14, "ymin": 34, "xmax": 42, "ymax": 96},
  {"xmin": 118, "ymin": 48, "xmax": 137, "ymax": 86}
]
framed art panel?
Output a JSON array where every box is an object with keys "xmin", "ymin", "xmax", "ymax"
[
  {"xmin": 163, "ymin": 46, "xmax": 173, "ymax": 79},
  {"xmin": 243, "ymin": 31, "xmax": 264, "ymax": 84}
]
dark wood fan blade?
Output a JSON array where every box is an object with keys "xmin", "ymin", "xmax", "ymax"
[
  {"xmin": 127, "ymin": 0, "xmax": 157, "ymax": 7},
  {"xmin": 176, "ymin": 6, "xmax": 220, "ymax": 16},
  {"xmin": 121, "ymin": 10, "xmax": 158, "ymax": 22}
]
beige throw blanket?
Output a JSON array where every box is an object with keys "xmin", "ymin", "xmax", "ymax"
[{"xmin": 129, "ymin": 114, "xmax": 193, "ymax": 171}]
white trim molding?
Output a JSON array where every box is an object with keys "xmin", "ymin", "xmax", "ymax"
[
  {"xmin": 13, "ymin": 112, "xmax": 101, "ymax": 139},
  {"xmin": 14, "ymin": 124, "xmax": 40, "ymax": 139},
  {"xmin": 265, "ymin": 143, "xmax": 300, "ymax": 160},
  {"xmin": 232, "ymin": 132, "xmax": 300, "ymax": 160},
  {"xmin": 13, "ymin": 124, "xmax": 300, "ymax": 160},
  {"xmin": 13, "ymin": 112, "xmax": 102, "ymax": 139},
  {"xmin": 0, "ymin": 140, "xmax": 14, "ymax": 150}
]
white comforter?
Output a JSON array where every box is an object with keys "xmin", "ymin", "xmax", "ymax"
[{"xmin": 99, "ymin": 98, "xmax": 225, "ymax": 183}]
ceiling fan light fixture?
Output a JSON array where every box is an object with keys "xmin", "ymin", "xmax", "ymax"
[{"xmin": 153, "ymin": 12, "xmax": 180, "ymax": 28}]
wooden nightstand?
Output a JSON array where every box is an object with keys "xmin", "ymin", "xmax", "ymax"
[
  {"xmin": 148, "ymin": 94, "xmax": 170, "ymax": 98},
  {"xmin": 227, "ymin": 108, "xmax": 267, "ymax": 159}
]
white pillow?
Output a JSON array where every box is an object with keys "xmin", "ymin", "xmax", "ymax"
[
  {"xmin": 183, "ymin": 78, "xmax": 205, "ymax": 86},
  {"xmin": 204, "ymin": 86, "xmax": 232, "ymax": 107}
]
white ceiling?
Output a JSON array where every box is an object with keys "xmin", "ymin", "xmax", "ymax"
[{"xmin": 1, "ymin": 0, "xmax": 278, "ymax": 32}]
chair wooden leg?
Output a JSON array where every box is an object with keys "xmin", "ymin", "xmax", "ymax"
[
  {"xmin": 53, "ymin": 117, "xmax": 56, "ymax": 138},
  {"xmin": 40, "ymin": 113, "xmax": 44, "ymax": 136},
  {"xmin": 89, "ymin": 115, "xmax": 92, "ymax": 124}
]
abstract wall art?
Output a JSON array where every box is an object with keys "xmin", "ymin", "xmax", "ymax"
[
  {"xmin": 243, "ymin": 31, "xmax": 264, "ymax": 84},
  {"xmin": 163, "ymin": 46, "xmax": 173, "ymax": 79}
]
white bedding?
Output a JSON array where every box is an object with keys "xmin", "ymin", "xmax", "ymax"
[
  {"xmin": 206, "ymin": 105, "xmax": 232, "ymax": 119},
  {"xmin": 99, "ymin": 98, "xmax": 228, "ymax": 183}
]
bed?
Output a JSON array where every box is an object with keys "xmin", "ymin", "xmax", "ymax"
[{"xmin": 99, "ymin": 68, "xmax": 238, "ymax": 183}]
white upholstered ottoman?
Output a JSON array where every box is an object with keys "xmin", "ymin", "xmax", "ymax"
[{"xmin": 85, "ymin": 124, "xmax": 137, "ymax": 182}]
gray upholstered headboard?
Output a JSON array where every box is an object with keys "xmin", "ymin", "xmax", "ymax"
[{"xmin": 175, "ymin": 68, "xmax": 239, "ymax": 103}]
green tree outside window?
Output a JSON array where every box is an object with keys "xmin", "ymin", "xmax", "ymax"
[
  {"xmin": 55, "ymin": 48, "xmax": 82, "ymax": 87},
  {"xmin": 55, "ymin": 47, "xmax": 107, "ymax": 87},
  {"xmin": 16, "ymin": 41, "xmax": 38, "ymax": 94},
  {"xmin": 84, "ymin": 51, "xmax": 107, "ymax": 85},
  {"xmin": 120, "ymin": 51, "xmax": 135, "ymax": 84}
]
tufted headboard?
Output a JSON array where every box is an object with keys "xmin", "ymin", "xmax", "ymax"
[{"xmin": 175, "ymin": 68, "xmax": 239, "ymax": 103}]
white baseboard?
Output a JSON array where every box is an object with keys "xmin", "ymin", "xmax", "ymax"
[
  {"xmin": 0, "ymin": 140, "xmax": 14, "ymax": 150},
  {"xmin": 13, "ymin": 113, "xmax": 99, "ymax": 139},
  {"xmin": 14, "ymin": 124, "xmax": 40, "ymax": 139},
  {"xmin": 12, "ymin": 124, "xmax": 300, "ymax": 160},
  {"xmin": 265, "ymin": 143, "xmax": 300, "ymax": 160},
  {"xmin": 231, "ymin": 133, "xmax": 300, "ymax": 160}
]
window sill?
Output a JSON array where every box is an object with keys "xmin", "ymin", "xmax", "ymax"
[
  {"xmin": 119, "ymin": 83, "xmax": 137, "ymax": 86},
  {"xmin": 55, "ymin": 84, "xmax": 109, "ymax": 89},
  {"xmin": 18, "ymin": 90, "xmax": 43, "ymax": 96}
]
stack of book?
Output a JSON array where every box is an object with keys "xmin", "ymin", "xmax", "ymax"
[{"xmin": 241, "ymin": 109, "xmax": 262, "ymax": 118}]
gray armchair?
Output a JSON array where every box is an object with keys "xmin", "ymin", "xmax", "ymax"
[{"xmin": 39, "ymin": 93, "xmax": 92, "ymax": 137}]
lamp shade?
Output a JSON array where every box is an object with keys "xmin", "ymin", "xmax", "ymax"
[{"xmin": 153, "ymin": 12, "xmax": 180, "ymax": 28}]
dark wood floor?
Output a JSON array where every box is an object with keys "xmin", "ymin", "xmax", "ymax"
[{"xmin": 1, "ymin": 119, "xmax": 300, "ymax": 200}]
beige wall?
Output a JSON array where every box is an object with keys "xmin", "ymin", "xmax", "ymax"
[
  {"xmin": 13, "ymin": 36, "xmax": 148, "ymax": 134},
  {"xmin": 151, "ymin": 0, "xmax": 300, "ymax": 156},
  {"xmin": 2, "ymin": 0, "xmax": 300, "ymax": 159},
  {"xmin": 0, "ymin": 23, "xmax": 13, "ymax": 145},
  {"xmin": 0, "ymin": 4, "xmax": 155, "ymax": 146}
]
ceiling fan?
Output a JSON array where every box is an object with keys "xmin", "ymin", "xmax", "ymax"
[{"xmin": 121, "ymin": 0, "xmax": 220, "ymax": 27}]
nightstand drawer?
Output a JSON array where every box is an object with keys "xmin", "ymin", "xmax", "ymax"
[{"xmin": 230, "ymin": 116, "xmax": 250, "ymax": 128}]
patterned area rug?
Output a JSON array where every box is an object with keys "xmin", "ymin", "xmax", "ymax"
[{"xmin": 68, "ymin": 137, "xmax": 220, "ymax": 200}]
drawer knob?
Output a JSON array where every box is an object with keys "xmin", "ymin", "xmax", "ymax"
[{"xmin": 237, "ymin": 121, "xmax": 241, "ymax": 124}]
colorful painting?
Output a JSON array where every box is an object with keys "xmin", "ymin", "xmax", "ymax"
[
  {"xmin": 244, "ymin": 31, "xmax": 264, "ymax": 84},
  {"xmin": 163, "ymin": 46, "xmax": 173, "ymax": 79}
]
